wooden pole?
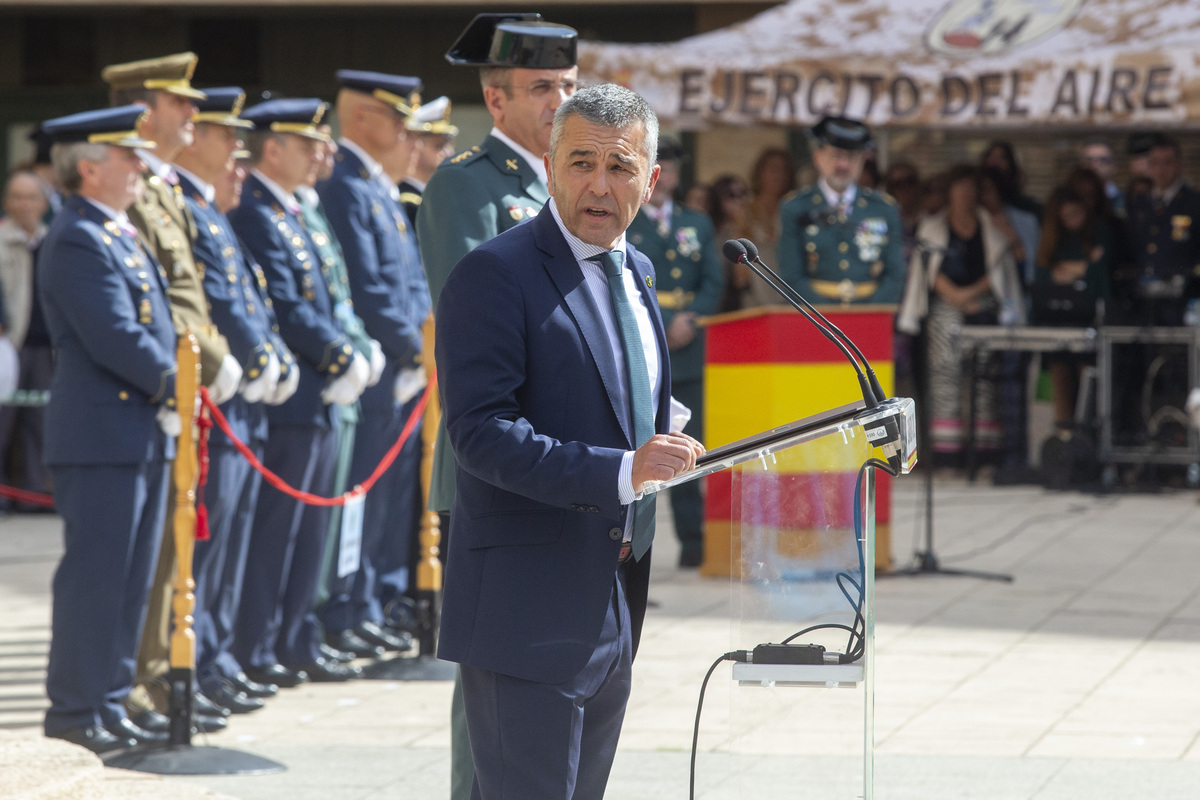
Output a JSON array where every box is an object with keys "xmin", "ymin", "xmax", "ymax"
[
  {"xmin": 167, "ymin": 332, "xmax": 200, "ymax": 746},
  {"xmin": 415, "ymin": 313, "xmax": 443, "ymax": 654}
]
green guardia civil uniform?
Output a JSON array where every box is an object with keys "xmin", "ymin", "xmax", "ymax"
[
  {"xmin": 417, "ymin": 133, "xmax": 549, "ymax": 514},
  {"xmin": 627, "ymin": 202, "xmax": 723, "ymax": 560},
  {"xmin": 777, "ymin": 185, "xmax": 906, "ymax": 306}
]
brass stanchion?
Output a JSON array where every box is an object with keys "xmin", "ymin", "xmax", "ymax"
[
  {"xmin": 107, "ymin": 333, "xmax": 285, "ymax": 775},
  {"xmin": 414, "ymin": 313, "xmax": 443, "ymax": 655}
]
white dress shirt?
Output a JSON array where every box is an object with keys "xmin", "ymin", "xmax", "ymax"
[
  {"xmin": 547, "ymin": 198, "xmax": 662, "ymax": 516},
  {"xmin": 172, "ymin": 164, "xmax": 215, "ymax": 204},
  {"xmin": 819, "ymin": 178, "xmax": 857, "ymax": 214}
]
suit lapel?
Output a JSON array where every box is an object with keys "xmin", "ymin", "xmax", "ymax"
[
  {"xmin": 623, "ymin": 244, "xmax": 671, "ymax": 432},
  {"xmin": 534, "ymin": 209, "xmax": 634, "ymax": 445}
]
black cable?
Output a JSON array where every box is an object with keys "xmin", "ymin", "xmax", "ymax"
[{"xmin": 689, "ymin": 650, "xmax": 747, "ymax": 800}]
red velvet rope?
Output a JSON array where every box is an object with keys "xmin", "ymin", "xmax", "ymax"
[
  {"xmin": 198, "ymin": 371, "xmax": 436, "ymax": 507},
  {"xmin": 194, "ymin": 407, "xmax": 213, "ymax": 541},
  {"xmin": 0, "ymin": 484, "xmax": 55, "ymax": 509}
]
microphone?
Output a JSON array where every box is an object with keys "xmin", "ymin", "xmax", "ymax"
[
  {"xmin": 722, "ymin": 239, "xmax": 880, "ymax": 409},
  {"xmin": 737, "ymin": 238, "xmax": 888, "ymax": 406}
]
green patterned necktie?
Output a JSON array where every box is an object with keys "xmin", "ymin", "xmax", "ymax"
[{"xmin": 593, "ymin": 249, "xmax": 656, "ymax": 559}]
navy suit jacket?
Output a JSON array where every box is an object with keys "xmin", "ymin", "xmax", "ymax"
[
  {"xmin": 435, "ymin": 205, "xmax": 671, "ymax": 685},
  {"xmin": 39, "ymin": 195, "xmax": 177, "ymax": 465},
  {"xmin": 229, "ymin": 173, "xmax": 353, "ymax": 428}
]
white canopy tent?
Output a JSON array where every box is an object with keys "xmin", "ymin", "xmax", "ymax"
[{"xmin": 578, "ymin": 0, "xmax": 1200, "ymax": 131}]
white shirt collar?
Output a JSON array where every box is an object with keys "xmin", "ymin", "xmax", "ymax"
[
  {"xmin": 818, "ymin": 178, "xmax": 856, "ymax": 210},
  {"xmin": 490, "ymin": 127, "xmax": 547, "ymax": 185},
  {"xmin": 252, "ymin": 169, "xmax": 301, "ymax": 214},
  {"xmin": 338, "ymin": 137, "xmax": 384, "ymax": 179},
  {"xmin": 548, "ymin": 197, "xmax": 626, "ymax": 262},
  {"xmin": 172, "ymin": 164, "xmax": 215, "ymax": 204},
  {"xmin": 82, "ymin": 197, "xmax": 136, "ymax": 233},
  {"xmin": 403, "ymin": 176, "xmax": 427, "ymax": 193},
  {"xmin": 648, "ymin": 198, "xmax": 673, "ymax": 223},
  {"xmin": 137, "ymin": 149, "xmax": 175, "ymax": 182}
]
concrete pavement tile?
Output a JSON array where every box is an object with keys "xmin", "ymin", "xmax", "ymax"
[
  {"xmin": 1030, "ymin": 757, "xmax": 1200, "ymax": 800},
  {"xmin": 1027, "ymin": 732, "xmax": 1192, "ymax": 759}
]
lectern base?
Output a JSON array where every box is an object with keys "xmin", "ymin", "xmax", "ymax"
[{"xmin": 103, "ymin": 744, "xmax": 285, "ymax": 775}]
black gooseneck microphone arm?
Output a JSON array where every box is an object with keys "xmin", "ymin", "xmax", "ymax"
[
  {"xmin": 735, "ymin": 237, "xmax": 888, "ymax": 405},
  {"xmin": 722, "ymin": 239, "xmax": 879, "ymax": 409}
]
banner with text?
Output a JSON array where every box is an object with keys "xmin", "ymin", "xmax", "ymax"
[{"xmin": 579, "ymin": 0, "xmax": 1200, "ymax": 130}]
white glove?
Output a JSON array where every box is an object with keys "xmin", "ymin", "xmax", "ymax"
[
  {"xmin": 321, "ymin": 352, "xmax": 370, "ymax": 406},
  {"xmin": 240, "ymin": 352, "xmax": 281, "ymax": 404},
  {"xmin": 156, "ymin": 405, "xmax": 182, "ymax": 438},
  {"xmin": 394, "ymin": 366, "xmax": 427, "ymax": 405},
  {"xmin": 1187, "ymin": 388, "xmax": 1200, "ymax": 430},
  {"xmin": 208, "ymin": 354, "xmax": 243, "ymax": 406},
  {"xmin": 267, "ymin": 361, "xmax": 300, "ymax": 406},
  {"xmin": 366, "ymin": 339, "xmax": 386, "ymax": 387}
]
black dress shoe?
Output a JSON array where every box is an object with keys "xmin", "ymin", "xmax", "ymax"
[
  {"xmin": 47, "ymin": 724, "xmax": 135, "ymax": 754},
  {"xmin": 383, "ymin": 596, "xmax": 419, "ymax": 634},
  {"xmin": 319, "ymin": 642, "xmax": 356, "ymax": 664},
  {"xmin": 356, "ymin": 620, "xmax": 414, "ymax": 653},
  {"xmin": 194, "ymin": 691, "xmax": 231, "ymax": 718},
  {"xmin": 129, "ymin": 710, "xmax": 170, "ymax": 734},
  {"xmin": 326, "ymin": 629, "xmax": 385, "ymax": 659},
  {"xmin": 231, "ymin": 671, "xmax": 278, "ymax": 698},
  {"xmin": 108, "ymin": 717, "xmax": 168, "ymax": 745},
  {"xmin": 194, "ymin": 713, "xmax": 228, "ymax": 734},
  {"xmin": 288, "ymin": 657, "xmax": 362, "ymax": 682},
  {"xmin": 245, "ymin": 663, "xmax": 308, "ymax": 689},
  {"xmin": 206, "ymin": 683, "xmax": 266, "ymax": 714}
]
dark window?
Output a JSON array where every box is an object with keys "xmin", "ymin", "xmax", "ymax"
[
  {"xmin": 191, "ymin": 17, "xmax": 261, "ymax": 87},
  {"xmin": 23, "ymin": 16, "xmax": 98, "ymax": 87}
]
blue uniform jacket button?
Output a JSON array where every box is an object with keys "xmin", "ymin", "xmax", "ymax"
[{"xmin": 608, "ymin": 527, "xmax": 622, "ymax": 540}]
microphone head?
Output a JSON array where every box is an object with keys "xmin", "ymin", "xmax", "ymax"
[
  {"xmin": 737, "ymin": 238, "xmax": 760, "ymax": 261},
  {"xmin": 722, "ymin": 238, "xmax": 748, "ymax": 263}
]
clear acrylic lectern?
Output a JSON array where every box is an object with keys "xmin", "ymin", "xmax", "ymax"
[{"xmin": 644, "ymin": 397, "xmax": 917, "ymax": 799}]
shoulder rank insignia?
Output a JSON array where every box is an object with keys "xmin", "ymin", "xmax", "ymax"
[
  {"xmin": 449, "ymin": 151, "xmax": 473, "ymax": 165},
  {"xmin": 506, "ymin": 158, "xmax": 519, "ymax": 172}
]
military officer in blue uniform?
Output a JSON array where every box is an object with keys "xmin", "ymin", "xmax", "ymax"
[
  {"xmin": 174, "ymin": 87, "xmax": 299, "ymax": 712},
  {"xmin": 626, "ymin": 139, "xmax": 723, "ymax": 567},
  {"xmin": 778, "ymin": 116, "xmax": 905, "ymax": 306},
  {"xmin": 399, "ymin": 96, "xmax": 458, "ymax": 232},
  {"xmin": 39, "ymin": 107, "xmax": 178, "ymax": 753},
  {"xmin": 418, "ymin": 15, "xmax": 579, "ymax": 798},
  {"xmin": 229, "ymin": 99, "xmax": 369, "ymax": 686},
  {"xmin": 317, "ymin": 70, "xmax": 431, "ymax": 656}
]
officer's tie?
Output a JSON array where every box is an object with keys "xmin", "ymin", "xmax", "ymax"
[{"xmin": 593, "ymin": 249, "xmax": 656, "ymax": 560}]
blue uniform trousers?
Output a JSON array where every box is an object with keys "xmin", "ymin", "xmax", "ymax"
[
  {"xmin": 44, "ymin": 459, "xmax": 170, "ymax": 734},
  {"xmin": 374, "ymin": 395, "xmax": 424, "ymax": 608},
  {"xmin": 194, "ymin": 434, "xmax": 263, "ymax": 691},
  {"xmin": 460, "ymin": 568, "xmax": 632, "ymax": 800},
  {"xmin": 233, "ymin": 424, "xmax": 337, "ymax": 670}
]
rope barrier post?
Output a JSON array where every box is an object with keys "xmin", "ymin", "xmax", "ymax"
[
  {"xmin": 415, "ymin": 314, "xmax": 443, "ymax": 655},
  {"xmin": 167, "ymin": 332, "xmax": 200, "ymax": 747},
  {"xmin": 107, "ymin": 331, "xmax": 286, "ymax": 775}
]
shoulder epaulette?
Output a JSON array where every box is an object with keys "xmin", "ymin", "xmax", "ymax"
[
  {"xmin": 399, "ymin": 192, "xmax": 422, "ymax": 206},
  {"xmin": 447, "ymin": 145, "xmax": 484, "ymax": 166}
]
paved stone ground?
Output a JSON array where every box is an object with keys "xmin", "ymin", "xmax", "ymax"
[{"xmin": 3, "ymin": 476, "xmax": 1200, "ymax": 799}]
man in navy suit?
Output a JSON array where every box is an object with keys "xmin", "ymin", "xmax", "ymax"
[
  {"xmin": 37, "ymin": 106, "xmax": 178, "ymax": 753},
  {"xmin": 436, "ymin": 84, "xmax": 704, "ymax": 799}
]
